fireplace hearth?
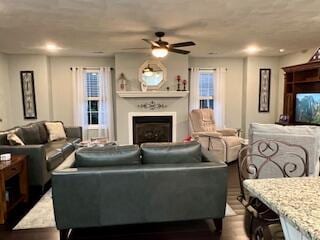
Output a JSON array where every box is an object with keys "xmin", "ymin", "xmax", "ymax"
[{"xmin": 133, "ymin": 116, "xmax": 172, "ymax": 144}]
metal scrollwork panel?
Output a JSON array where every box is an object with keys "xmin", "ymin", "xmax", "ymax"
[{"xmin": 137, "ymin": 101, "xmax": 167, "ymax": 111}]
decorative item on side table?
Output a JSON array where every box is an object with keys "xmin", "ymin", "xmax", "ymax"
[
  {"xmin": 20, "ymin": 71, "xmax": 37, "ymax": 119},
  {"xmin": 176, "ymin": 75, "xmax": 181, "ymax": 91},
  {"xmin": 118, "ymin": 73, "xmax": 128, "ymax": 91},
  {"xmin": 258, "ymin": 68, "xmax": 271, "ymax": 112},
  {"xmin": 182, "ymin": 79, "xmax": 187, "ymax": 91}
]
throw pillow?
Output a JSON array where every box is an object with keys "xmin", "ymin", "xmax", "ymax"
[
  {"xmin": 7, "ymin": 132, "xmax": 25, "ymax": 145},
  {"xmin": 45, "ymin": 122, "xmax": 67, "ymax": 142},
  {"xmin": 20, "ymin": 125, "xmax": 42, "ymax": 144}
]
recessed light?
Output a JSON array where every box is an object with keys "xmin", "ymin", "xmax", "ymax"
[
  {"xmin": 244, "ymin": 45, "xmax": 261, "ymax": 55},
  {"xmin": 45, "ymin": 43, "xmax": 61, "ymax": 52},
  {"xmin": 279, "ymin": 49, "xmax": 285, "ymax": 53}
]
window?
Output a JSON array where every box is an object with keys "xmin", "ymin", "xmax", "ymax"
[
  {"xmin": 199, "ymin": 70, "xmax": 214, "ymax": 109},
  {"xmin": 86, "ymin": 70, "xmax": 100, "ymax": 126}
]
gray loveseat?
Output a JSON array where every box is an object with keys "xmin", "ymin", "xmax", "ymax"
[
  {"xmin": 0, "ymin": 121, "xmax": 82, "ymax": 188},
  {"xmin": 52, "ymin": 141, "xmax": 228, "ymax": 240}
]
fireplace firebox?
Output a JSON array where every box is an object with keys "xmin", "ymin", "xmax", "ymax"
[{"xmin": 133, "ymin": 116, "xmax": 172, "ymax": 144}]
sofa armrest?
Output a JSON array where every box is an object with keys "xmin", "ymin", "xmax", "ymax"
[
  {"xmin": 216, "ymin": 128, "xmax": 238, "ymax": 136},
  {"xmin": 0, "ymin": 145, "xmax": 49, "ymax": 186},
  {"xmin": 65, "ymin": 126, "xmax": 82, "ymax": 140},
  {"xmin": 192, "ymin": 131, "xmax": 222, "ymax": 138},
  {"xmin": 52, "ymin": 162, "xmax": 228, "ymax": 230}
]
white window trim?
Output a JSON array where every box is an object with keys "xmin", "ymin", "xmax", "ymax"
[
  {"xmin": 85, "ymin": 70, "xmax": 100, "ymax": 128},
  {"xmin": 199, "ymin": 69, "xmax": 214, "ymax": 109},
  {"xmin": 199, "ymin": 96, "xmax": 214, "ymax": 100}
]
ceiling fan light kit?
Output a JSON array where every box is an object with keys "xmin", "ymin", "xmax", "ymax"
[
  {"xmin": 143, "ymin": 32, "xmax": 195, "ymax": 58},
  {"xmin": 152, "ymin": 47, "xmax": 168, "ymax": 58}
]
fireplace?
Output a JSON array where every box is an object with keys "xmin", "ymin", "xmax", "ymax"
[
  {"xmin": 133, "ymin": 116, "xmax": 172, "ymax": 144},
  {"xmin": 128, "ymin": 112, "xmax": 177, "ymax": 144}
]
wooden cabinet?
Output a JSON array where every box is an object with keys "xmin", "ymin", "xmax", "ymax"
[
  {"xmin": 282, "ymin": 61, "xmax": 320, "ymax": 124},
  {"xmin": 0, "ymin": 155, "xmax": 28, "ymax": 224}
]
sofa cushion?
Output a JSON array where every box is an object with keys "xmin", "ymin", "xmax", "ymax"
[
  {"xmin": 14, "ymin": 128, "xmax": 25, "ymax": 143},
  {"xmin": 0, "ymin": 131, "xmax": 10, "ymax": 145},
  {"xmin": 74, "ymin": 145, "xmax": 141, "ymax": 168},
  {"xmin": 36, "ymin": 122, "xmax": 49, "ymax": 143},
  {"xmin": 141, "ymin": 141, "xmax": 202, "ymax": 164},
  {"xmin": 20, "ymin": 125, "xmax": 42, "ymax": 144},
  {"xmin": 66, "ymin": 137, "xmax": 81, "ymax": 145},
  {"xmin": 45, "ymin": 121, "xmax": 67, "ymax": 141},
  {"xmin": 46, "ymin": 139, "xmax": 74, "ymax": 158},
  {"xmin": 7, "ymin": 132, "xmax": 25, "ymax": 145},
  {"xmin": 45, "ymin": 149, "xmax": 64, "ymax": 171}
]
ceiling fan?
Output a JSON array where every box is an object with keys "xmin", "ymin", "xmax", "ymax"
[
  {"xmin": 143, "ymin": 32, "xmax": 195, "ymax": 57},
  {"xmin": 123, "ymin": 32, "xmax": 196, "ymax": 57}
]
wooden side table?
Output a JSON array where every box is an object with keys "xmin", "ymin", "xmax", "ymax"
[{"xmin": 0, "ymin": 155, "xmax": 28, "ymax": 224}]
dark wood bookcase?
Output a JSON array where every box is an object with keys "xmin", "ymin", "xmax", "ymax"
[{"xmin": 282, "ymin": 61, "xmax": 320, "ymax": 124}]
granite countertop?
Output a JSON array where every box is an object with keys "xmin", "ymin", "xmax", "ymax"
[{"xmin": 244, "ymin": 177, "xmax": 320, "ymax": 240}]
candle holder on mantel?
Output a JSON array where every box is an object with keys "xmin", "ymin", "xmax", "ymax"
[
  {"xmin": 118, "ymin": 73, "xmax": 128, "ymax": 91},
  {"xmin": 182, "ymin": 79, "xmax": 187, "ymax": 91},
  {"xmin": 176, "ymin": 75, "xmax": 181, "ymax": 91}
]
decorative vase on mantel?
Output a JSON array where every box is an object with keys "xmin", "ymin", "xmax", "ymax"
[{"xmin": 141, "ymin": 81, "xmax": 148, "ymax": 92}]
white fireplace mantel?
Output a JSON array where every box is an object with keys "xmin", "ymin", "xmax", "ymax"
[
  {"xmin": 128, "ymin": 112, "xmax": 177, "ymax": 144},
  {"xmin": 117, "ymin": 91, "xmax": 189, "ymax": 98}
]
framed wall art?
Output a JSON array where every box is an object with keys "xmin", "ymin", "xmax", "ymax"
[
  {"xmin": 258, "ymin": 68, "xmax": 271, "ymax": 112},
  {"xmin": 20, "ymin": 71, "xmax": 37, "ymax": 119}
]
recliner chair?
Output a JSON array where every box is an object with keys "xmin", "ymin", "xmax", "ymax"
[{"xmin": 189, "ymin": 108, "xmax": 241, "ymax": 163}]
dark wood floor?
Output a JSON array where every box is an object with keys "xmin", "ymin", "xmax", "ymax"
[{"xmin": 1, "ymin": 162, "xmax": 248, "ymax": 240}]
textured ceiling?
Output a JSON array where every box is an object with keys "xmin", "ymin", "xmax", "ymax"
[{"xmin": 0, "ymin": 0, "xmax": 319, "ymax": 57}]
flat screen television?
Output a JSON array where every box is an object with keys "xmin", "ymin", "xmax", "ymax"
[{"xmin": 295, "ymin": 93, "xmax": 320, "ymax": 124}]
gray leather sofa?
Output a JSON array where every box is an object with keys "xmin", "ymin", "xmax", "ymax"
[
  {"xmin": 52, "ymin": 142, "xmax": 228, "ymax": 240},
  {"xmin": 0, "ymin": 121, "xmax": 82, "ymax": 188}
]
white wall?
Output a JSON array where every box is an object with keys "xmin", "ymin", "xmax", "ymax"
[
  {"xmin": 241, "ymin": 58, "xmax": 248, "ymax": 132},
  {"xmin": 49, "ymin": 56, "xmax": 114, "ymax": 126},
  {"xmin": 115, "ymin": 53, "xmax": 189, "ymax": 144},
  {"xmin": 243, "ymin": 56, "xmax": 280, "ymax": 135},
  {"xmin": 277, "ymin": 48, "xmax": 317, "ymax": 116},
  {"xmin": 0, "ymin": 53, "xmax": 10, "ymax": 130},
  {"xmin": 4, "ymin": 51, "xmax": 312, "ymax": 140},
  {"xmin": 189, "ymin": 57, "xmax": 244, "ymax": 129},
  {"xmin": 7, "ymin": 54, "xmax": 51, "ymax": 127},
  {"xmin": 4, "ymin": 54, "xmax": 115, "ymax": 130}
]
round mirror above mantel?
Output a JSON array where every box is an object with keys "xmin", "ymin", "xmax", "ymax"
[{"xmin": 138, "ymin": 59, "xmax": 167, "ymax": 90}]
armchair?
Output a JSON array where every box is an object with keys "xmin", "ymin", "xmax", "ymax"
[
  {"xmin": 249, "ymin": 123, "xmax": 320, "ymax": 176},
  {"xmin": 189, "ymin": 109, "xmax": 241, "ymax": 163}
]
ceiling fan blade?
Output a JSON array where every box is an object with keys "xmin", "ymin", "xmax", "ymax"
[
  {"xmin": 121, "ymin": 47, "xmax": 149, "ymax": 50},
  {"xmin": 169, "ymin": 48, "xmax": 190, "ymax": 54},
  {"xmin": 169, "ymin": 41, "xmax": 196, "ymax": 48},
  {"xmin": 142, "ymin": 39, "xmax": 160, "ymax": 47}
]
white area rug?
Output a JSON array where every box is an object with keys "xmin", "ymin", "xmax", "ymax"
[{"xmin": 14, "ymin": 189, "xmax": 236, "ymax": 230}]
